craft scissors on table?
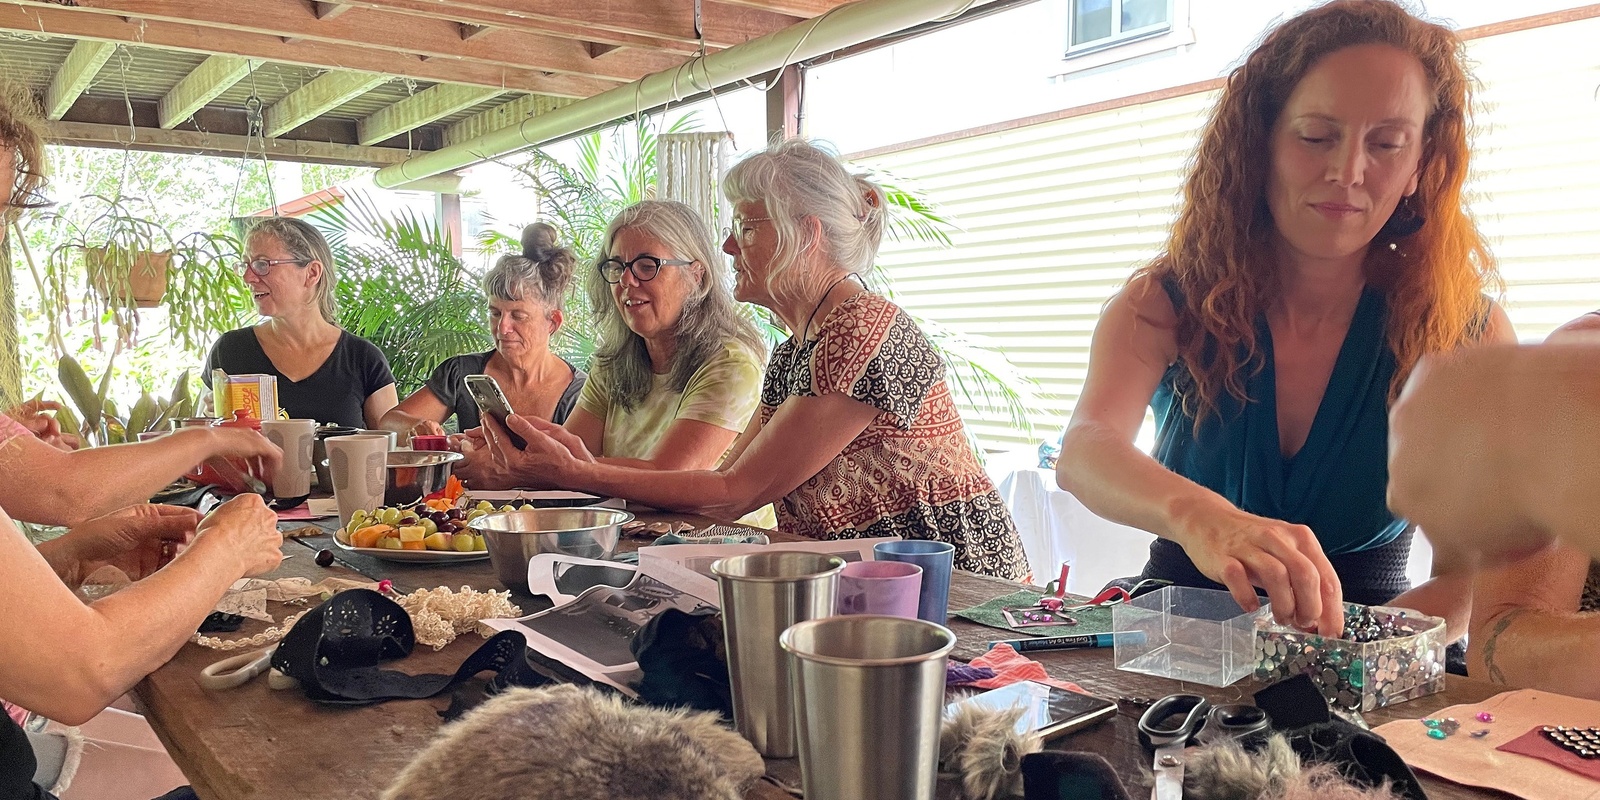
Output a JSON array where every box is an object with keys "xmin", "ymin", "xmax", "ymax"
[
  {"xmin": 199, "ymin": 646, "xmax": 297, "ymax": 691},
  {"xmin": 1138, "ymin": 694, "xmax": 1271, "ymax": 800}
]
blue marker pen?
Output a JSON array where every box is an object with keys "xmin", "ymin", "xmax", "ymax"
[{"xmin": 988, "ymin": 632, "xmax": 1144, "ymax": 653}]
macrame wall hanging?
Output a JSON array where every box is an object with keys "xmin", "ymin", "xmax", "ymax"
[{"xmin": 658, "ymin": 131, "xmax": 733, "ymax": 240}]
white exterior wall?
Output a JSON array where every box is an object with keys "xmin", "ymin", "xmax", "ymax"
[{"xmin": 858, "ymin": 15, "xmax": 1600, "ymax": 451}]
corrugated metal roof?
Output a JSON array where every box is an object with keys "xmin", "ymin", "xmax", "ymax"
[{"xmin": 863, "ymin": 16, "xmax": 1600, "ymax": 451}]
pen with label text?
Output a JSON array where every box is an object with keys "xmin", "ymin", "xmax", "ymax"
[{"xmin": 987, "ymin": 632, "xmax": 1146, "ymax": 653}]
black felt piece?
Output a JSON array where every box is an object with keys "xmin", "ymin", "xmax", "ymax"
[
  {"xmin": 198, "ymin": 612, "xmax": 245, "ymax": 633},
  {"xmin": 630, "ymin": 608, "xmax": 732, "ymax": 718},
  {"xmin": 270, "ymin": 589, "xmax": 546, "ymax": 706},
  {"xmin": 1255, "ymin": 674, "xmax": 1427, "ymax": 800},
  {"xmin": 1253, "ymin": 674, "xmax": 1332, "ymax": 731}
]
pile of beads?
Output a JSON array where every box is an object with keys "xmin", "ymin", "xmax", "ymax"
[
  {"xmin": 1541, "ymin": 726, "xmax": 1600, "ymax": 759},
  {"xmin": 1255, "ymin": 603, "xmax": 1446, "ymax": 711},
  {"xmin": 1425, "ymin": 711, "xmax": 1495, "ymax": 740}
]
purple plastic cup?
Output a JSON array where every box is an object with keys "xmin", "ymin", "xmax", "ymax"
[{"xmin": 836, "ymin": 561, "xmax": 923, "ymax": 618}]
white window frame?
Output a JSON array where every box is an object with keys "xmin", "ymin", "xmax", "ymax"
[{"xmin": 1065, "ymin": 0, "xmax": 1176, "ymax": 57}]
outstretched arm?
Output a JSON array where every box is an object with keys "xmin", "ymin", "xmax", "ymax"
[
  {"xmin": 1468, "ymin": 544, "xmax": 1600, "ymax": 699},
  {"xmin": 0, "ymin": 495, "xmax": 284, "ymax": 725},
  {"xmin": 1057, "ymin": 277, "xmax": 1342, "ymax": 635},
  {"xmin": 0, "ymin": 426, "xmax": 281, "ymax": 526},
  {"xmin": 485, "ymin": 391, "xmax": 877, "ymax": 522}
]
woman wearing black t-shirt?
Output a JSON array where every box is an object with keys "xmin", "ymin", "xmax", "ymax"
[
  {"xmin": 204, "ymin": 218, "xmax": 397, "ymax": 428},
  {"xmin": 377, "ymin": 223, "xmax": 586, "ymax": 442}
]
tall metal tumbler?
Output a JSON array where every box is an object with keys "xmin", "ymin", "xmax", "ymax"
[
  {"xmin": 711, "ymin": 551, "xmax": 845, "ymax": 757},
  {"xmin": 780, "ymin": 615, "xmax": 957, "ymax": 800}
]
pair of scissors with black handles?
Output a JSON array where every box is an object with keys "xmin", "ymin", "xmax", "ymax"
[{"xmin": 1138, "ymin": 694, "xmax": 1272, "ymax": 800}]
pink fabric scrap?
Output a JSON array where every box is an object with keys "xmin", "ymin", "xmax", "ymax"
[{"xmin": 963, "ymin": 644, "xmax": 1085, "ymax": 693}]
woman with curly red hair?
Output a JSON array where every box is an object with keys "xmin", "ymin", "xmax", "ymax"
[{"xmin": 1057, "ymin": 0, "xmax": 1512, "ymax": 637}]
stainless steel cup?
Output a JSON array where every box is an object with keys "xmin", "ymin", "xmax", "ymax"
[
  {"xmin": 710, "ymin": 551, "xmax": 844, "ymax": 758},
  {"xmin": 780, "ymin": 615, "xmax": 956, "ymax": 800}
]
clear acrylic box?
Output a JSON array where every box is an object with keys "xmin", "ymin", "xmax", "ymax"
[
  {"xmin": 1112, "ymin": 587, "xmax": 1262, "ymax": 687},
  {"xmin": 1254, "ymin": 603, "xmax": 1446, "ymax": 712}
]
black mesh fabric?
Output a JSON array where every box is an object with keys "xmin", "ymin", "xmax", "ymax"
[{"xmin": 270, "ymin": 589, "xmax": 546, "ymax": 706}]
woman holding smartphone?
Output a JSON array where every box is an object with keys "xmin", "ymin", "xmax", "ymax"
[
  {"xmin": 379, "ymin": 223, "xmax": 587, "ymax": 444},
  {"xmin": 456, "ymin": 201, "xmax": 766, "ymax": 488},
  {"xmin": 475, "ymin": 141, "xmax": 1027, "ymax": 579}
]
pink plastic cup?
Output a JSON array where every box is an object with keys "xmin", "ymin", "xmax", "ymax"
[{"xmin": 836, "ymin": 560, "xmax": 923, "ymax": 618}]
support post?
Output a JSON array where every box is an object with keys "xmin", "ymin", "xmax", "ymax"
[
  {"xmin": 0, "ymin": 234, "xmax": 22, "ymax": 409},
  {"xmin": 764, "ymin": 64, "xmax": 802, "ymax": 143},
  {"xmin": 436, "ymin": 193, "xmax": 463, "ymax": 260}
]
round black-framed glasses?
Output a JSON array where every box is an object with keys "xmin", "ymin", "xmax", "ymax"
[{"xmin": 597, "ymin": 255, "xmax": 694, "ymax": 284}]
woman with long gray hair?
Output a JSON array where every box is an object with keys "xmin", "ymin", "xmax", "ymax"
[
  {"xmin": 203, "ymin": 216, "xmax": 397, "ymax": 428},
  {"xmin": 477, "ymin": 141, "xmax": 1028, "ymax": 579},
  {"xmin": 380, "ymin": 223, "xmax": 587, "ymax": 444}
]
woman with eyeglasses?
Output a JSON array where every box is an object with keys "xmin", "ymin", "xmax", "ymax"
[
  {"xmin": 471, "ymin": 141, "xmax": 1029, "ymax": 580},
  {"xmin": 379, "ymin": 223, "xmax": 586, "ymax": 446},
  {"xmin": 455, "ymin": 200, "xmax": 765, "ymax": 488},
  {"xmin": 203, "ymin": 217, "xmax": 398, "ymax": 428}
]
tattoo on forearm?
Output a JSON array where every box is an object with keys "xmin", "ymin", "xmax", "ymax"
[{"xmin": 1482, "ymin": 609, "xmax": 1532, "ymax": 685}]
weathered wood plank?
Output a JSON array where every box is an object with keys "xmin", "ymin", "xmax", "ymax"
[
  {"xmin": 44, "ymin": 39, "xmax": 116, "ymax": 120},
  {"xmin": 263, "ymin": 70, "xmax": 386, "ymax": 139},
  {"xmin": 157, "ymin": 54, "xmax": 252, "ymax": 130},
  {"xmin": 357, "ymin": 84, "xmax": 502, "ymax": 146}
]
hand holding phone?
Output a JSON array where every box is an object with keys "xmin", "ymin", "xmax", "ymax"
[{"xmin": 464, "ymin": 374, "xmax": 527, "ymax": 450}]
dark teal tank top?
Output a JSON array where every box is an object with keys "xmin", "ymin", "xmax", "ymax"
[{"xmin": 1150, "ymin": 281, "xmax": 1407, "ymax": 556}]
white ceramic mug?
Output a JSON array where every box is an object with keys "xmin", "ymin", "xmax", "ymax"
[
  {"xmin": 260, "ymin": 419, "xmax": 315, "ymax": 499},
  {"xmin": 325, "ymin": 434, "xmax": 389, "ymax": 527}
]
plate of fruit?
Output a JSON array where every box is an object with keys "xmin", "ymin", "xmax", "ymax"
[{"xmin": 332, "ymin": 504, "xmax": 491, "ymax": 563}]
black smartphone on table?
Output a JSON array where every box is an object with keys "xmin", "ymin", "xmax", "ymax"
[
  {"xmin": 947, "ymin": 680, "xmax": 1119, "ymax": 742},
  {"xmin": 464, "ymin": 374, "xmax": 527, "ymax": 449}
]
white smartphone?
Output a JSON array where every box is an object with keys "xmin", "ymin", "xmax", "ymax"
[
  {"xmin": 463, "ymin": 374, "xmax": 527, "ymax": 449},
  {"xmin": 947, "ymin": 680, "xmax": 1118, "ymax": 742}
]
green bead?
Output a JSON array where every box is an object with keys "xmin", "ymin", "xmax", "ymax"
[
  {"xmin": 1424, "ymin": 719, "xmax": 1443, "ymax": 728},
  {"xmin": 1428, "ymin": 728, "xmax": 1448, "ymax": 740}
]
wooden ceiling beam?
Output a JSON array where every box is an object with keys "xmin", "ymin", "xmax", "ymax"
[
  {"xmin": 4, "ymin": 0, "xmax": 686, "ymax": 83},
  {"xmin": 332, "ymin": 0, "xmax": 703, "ymax": 56},
  {"xmin": 357, "ymin": 84, "xmax": 502, "ymax": 146},
  {"xmin": 443, "ymin": 93, "xmax": 572, "ymax": 147},
  {"xmin": 44, "ymin": 39, "xmax": 116, "ymax": 120},
  {"xmin": 0, "ymin": 4, "xmax": 614, "ymax": 97},
  {"xmin": 45, "ymin": 118, "xmax": 416, "ymax": 166},
  {"xmin": 158, "ymin": 54, "xmax": 252, "ymax": 129},
  {"xmin": 264, "ymin": 70, "xmax": 387, "ymax": 138},
  {"xmin": 717, "ymin": 0, "xmax": 839, "ymax": 15},
  {"xmin": 347, "ymin": 0, "xmax": 801, "ymax": 49},
  {"xmin": 310, "ymin": 1, "xmax": 351, "ymax": 20}
]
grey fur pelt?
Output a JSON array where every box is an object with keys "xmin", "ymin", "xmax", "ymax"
[
  {"xmin": 382, "ymin": 685, "xmax": 766, "ymax": 800},
  {"xmin": 940, "ymin": 701, "xmax": 1043, "ymax": 800},
  {"xmin": 1184, "ymin": 734, "xmax": 1404, "ymax": 800}
]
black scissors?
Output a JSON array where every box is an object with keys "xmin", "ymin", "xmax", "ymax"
[{"xmin": 1138, "ymin": 694, "xmax": 1271, "ymax": 800}]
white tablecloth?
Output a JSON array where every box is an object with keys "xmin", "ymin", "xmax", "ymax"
[{"xmin": 987, "ymin": 452, "xmax": 1157, "ymax": 595}]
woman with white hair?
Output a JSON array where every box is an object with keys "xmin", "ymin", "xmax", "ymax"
[
  {"xmin": 458, "ymin": 200, "xmax": 767, "ymax": 488},
  {"xmin": 480, "ymin": 140, "xmax": 1029, "ymax": 580},
  {"xmin": 380, "ymin": 223, "xmax": 587, "ymax": 442},
  {"xmin": 204, "ymin": 216, "xmax": 398, "ymax": 428}
]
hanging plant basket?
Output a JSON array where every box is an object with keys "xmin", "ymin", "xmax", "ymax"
[{"xmin": 87, "ymin": 244, "xmax": 171, "ymax": 308}]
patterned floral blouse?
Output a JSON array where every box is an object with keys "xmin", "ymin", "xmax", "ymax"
[{"xmin": 758, "ymin": 292, "xmax": 1029, "ymax": 581}]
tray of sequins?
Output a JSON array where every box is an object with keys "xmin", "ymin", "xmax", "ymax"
[
  {"xmin": 1255, "ymin": 603, "xmax": 1446, "ymax": 712},
  {"xmin": 1543, "ymin": 726, "xmax": 1600, "ymax": 758}
]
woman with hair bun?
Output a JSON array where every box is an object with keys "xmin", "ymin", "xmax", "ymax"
[
  {"xmin": 1057, "ymin": 0, "xmax": 1514, "ymax": 637},
  {"xmin": 478, "ymin": 140, "xmax": 1029, "ymax": 580},
  {"xmin": 380, "ymin": 223, "xmax": 587, "ymax": 441}
]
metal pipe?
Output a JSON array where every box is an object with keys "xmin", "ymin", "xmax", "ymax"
[{"xmin": 373, "ymin": 0, "xmax": 986, "ymax": 188}]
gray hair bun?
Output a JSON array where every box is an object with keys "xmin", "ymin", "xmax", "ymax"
[{"xmin": 521, "ymin": 222, "xmax": 560, "ymax": 260}]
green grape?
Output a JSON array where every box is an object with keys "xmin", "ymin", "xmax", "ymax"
[
  {"xmin": 500, "ymin": 504, "xmax": 516, "ymax": 513},
  {"xmin": 422, "ymin": 519, "xmax": 438, "ymax": 535},
  {"xmin": 379, "ymin": 507, "xmax": 401, "ymax": 526},
  {"xmin": 349, "ymin": 508, "xmax": 368, "ymax": 527}
]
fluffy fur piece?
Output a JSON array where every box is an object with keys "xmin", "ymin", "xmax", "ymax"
[
  {"xmin": 1183, "ymin": 734, "xmax": 1403, "ymax": 800},
  {"xmin": 382, "ymin": 685, "xmax": 765, "ymax": 800},
  {"xmin": 939, "ymin": 702, "xmax": 1042, "ymax": 800}
]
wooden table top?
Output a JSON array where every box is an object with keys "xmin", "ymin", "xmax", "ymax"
[{"xmin": 134, "ymin": 513, "xmax": 1513, "ymax": 800}]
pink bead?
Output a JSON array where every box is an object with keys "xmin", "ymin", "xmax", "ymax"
[
  {"xmin": 377, "ymin": 579, "xmax": 394, "ymax": 594},
  {"xmin": 1476, "ymin": 712, "xmax": 1494, "ymax": 723}
]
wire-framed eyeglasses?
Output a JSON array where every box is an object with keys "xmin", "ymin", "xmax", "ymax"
[
  {"xmin": 597, "ymin": 255, "xmax": 694, "ymax": 284},
  {"xmin": 721, "ymin": 216, "xmax": 772, "ymax": 246},
  {"xmin": 236, "ymin": 258, "xmax": 306, "ymax": 277}
]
